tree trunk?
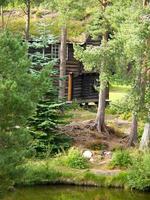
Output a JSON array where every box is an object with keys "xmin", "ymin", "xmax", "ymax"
[
  {"xmin": 1, "ymin": 5, "xmax": 4, "ymax": 29},
  {"xmin": 95, "ymin": 0, "xmax": 108, "ymax": 133},
  {"xmin": 128, "ymin": 113, "xmax": 138, "ymax": 146},
  {"xmin": 59, "ymin": 26, "xmax": 67, "ymax": 99},
  {"xmin": 25, "ymin": 0, "xmax": 30, "ymax": 40},
  {"xmin": 96, "ymin": 84, "xmax": 107, "ymax": 132},
  {"xmin": 139, "ymin": 0, "xmax": 150, "ymax": 150},
  {"xmin": 140, "ymin": 123, "xmax": 150, "ymax": 150},
  {"xmin": 143, "ymin": 0, "xmax": 149, "ymax": 6}
]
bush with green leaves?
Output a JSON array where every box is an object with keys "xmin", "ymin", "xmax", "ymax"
[
  {"xmin": 65, "ymin": 148, "xmax": 89, "ymax": 169},
  {"xmin": 111, "ymin": 150, "xmax": 132, "ymax": 168},
  {"xmin": 107, "ymin": 96, "xmax": 131, "ymax": 116},
  {"xmin": 128, "ymin": 153, "xmax": 150, "ymax": 191}
]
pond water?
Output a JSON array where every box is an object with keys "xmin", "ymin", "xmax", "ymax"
[{"xmin": 3, "ymin": 185, "xmax": 150, "ymax": 200}]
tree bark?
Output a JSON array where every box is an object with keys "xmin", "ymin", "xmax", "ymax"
[
  {"xmin": 128, "ymin": 113, "xmax": 138, "ymax": 146},
  {"xmin": 96, "ymin": 83, "xmax": 107, "ymax": 132},
  {"xmin": 25, "ymin": 0, "xmax": 30, "ymax": 41},
  {"xmin": 59, "ymin": 25, "xmax": 67, "ymax": 99},
  {"xmin": 1, "ymin": 5, "xmax": 4, "ymax": 29},
  {"xmin": 140, "ymin": 122, "xmax": 150, "ymax": 150},
  {"xmin": 95, "ymin": 30, "xmax": 108, "ymax": 133},
  {"xmin": 143, "ymin": 0, "xmax": 149, "ymax": 6},
  {"xmin": 138, "ymin": 0, "xmax": 150, "ymax": 150},
  {"xmin": 95, "ymin": 0, "xmax": 109, "ymax": 133}
]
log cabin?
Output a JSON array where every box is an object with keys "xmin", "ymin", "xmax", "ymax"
[{"xmin": 29, "ymin": 35, "xmax": 109, "ymax": 104}]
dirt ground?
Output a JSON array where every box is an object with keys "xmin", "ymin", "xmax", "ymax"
[
  {"xmin": 61, "ymin": 109, "xmax": 131, "ymax": 151},
  {"xmin": 60, "ymin": 109, "xmax": 131, "ymax": 171}
]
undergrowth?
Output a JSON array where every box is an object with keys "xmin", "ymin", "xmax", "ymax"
[{"xmin": 110, "ymin": 150, "xmax": 133, "ymax": 169}]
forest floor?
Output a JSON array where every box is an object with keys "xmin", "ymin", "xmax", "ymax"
[
  {"xmin": 60, "ymin": 85, "xmax": 131, "ymax": 174},
  {"xmin": 61, "ymin": 109, "xmax": 130, "ymax": 173},
  {"xmin": 61, "ymin": 112, "xmax": 130, "ymax": 150},
  {"xmin": 20, "ymin": 85, "xmax": 133, "ymax": 187}
]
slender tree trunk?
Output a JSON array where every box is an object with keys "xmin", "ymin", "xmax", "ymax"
[
  {"xmin": 143, "ymin": 0, "xmax": 149, "ymax": 6},
  {"xmin": 96, "ymin": 30, "xmax": 108, "ymax": 133},
  {"xmin": 1, "ymin": 5, "xmax": 4, "ymax": 29},
  {"xmin": 139, "ymin": 0, "xmax": 150, "ymax": 150},
  {"xmin": 25, "ymin": 0, "xmax": 30, "ymax": 41},
  {"xmin": 95, "ymin": 0, "xmax": 109, "ymax": 133},
  {"xmin": 59, "ymin": 25, "xmax": 67, "ymax": 99},
  {"xmin": 140, "ymin": 122, "xmax": 150, "ymax": 150},
  {"xmin": 128, "ymin": 113, "xmax": 138, "ymax": 146},
  {"xmin": 96, "ymin": 83, "xmax": 107, "ymax": 132}
]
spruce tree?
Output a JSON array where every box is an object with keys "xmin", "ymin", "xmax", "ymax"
[{"xmin": 0, "ymin": 31, "xmax": 51, "ymax": 192}]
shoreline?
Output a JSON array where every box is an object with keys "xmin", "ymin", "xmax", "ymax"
[{"xmin": 17, "ymin": 169, "xmax": 129, "ymax": 189}]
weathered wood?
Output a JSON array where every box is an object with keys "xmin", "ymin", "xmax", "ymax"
[
  {"xmin": 59, "ymin": 26, "xmax": 67, "ymax": 99},
  {"xmin": 28, "ymin": 36, "xmax": 110, "ymax": 103},
  {"xmin": 68, "ymin": 72, "xmax": 73, "ymax": 101}
]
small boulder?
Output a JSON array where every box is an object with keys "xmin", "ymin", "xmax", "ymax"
[
  {"xmin": 83, "ymin": 150, "xmax": 93, "ymax": 159},
  {"xmin": 101, "ymin": 150, "xmax": 112, "ymax": 159}
]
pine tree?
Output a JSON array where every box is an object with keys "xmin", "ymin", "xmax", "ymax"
[{"xmin": 0, "ymin": 31, "xmax": 51, "ymax": 191}]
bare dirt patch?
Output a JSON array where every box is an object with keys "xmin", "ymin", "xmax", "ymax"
[{"xmin": 61, "ymin": 119, "xmax": 127, "ymax": 151}]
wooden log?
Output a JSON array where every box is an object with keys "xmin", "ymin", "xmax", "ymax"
[{"xmin": 68, "ymin": 72, "xmax": 73, "ymax": 101}]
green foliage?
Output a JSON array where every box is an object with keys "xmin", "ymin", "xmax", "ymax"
[
  {"xmin": 0, "ymin": 31, "xmax": 51, "ymax": 192},
  {"xmin": 65, "ymin": 148, "xmax": 89, "ymax": 169},
  {"xmin": 28, "ymin": 20, "xmax": 58, "ymax": 71},
  {"xmin": 128, "ymin": 153, "xmax": 150, "ymax": 191},
  {"xmin": 0, "ymin": 32, "xmax": 51, "ymax": 129},
  {"xmin": 44, "ymin": 0, "xmax": 91, "ymax": 22},
  {"xmin": 28, "ymin": 30, "xmax": 71, "ymax": 157},
  {"xmin": 17, "ymin": 159, "xmax": 128, "ymax": 189},
  {"xmin": 111, "ymin": 150, "xmax": 133, "ymax": 168},
  {"xmin": 21, "ymin": 161, "xmax": 62, "ymax": 185},
  {"xmin": 28, "ymin": 97, "xmax": 71, "ymax": 157},
  {"xmin": 107, "ymin": 98, "xmax": 131, "ymax": 115}
]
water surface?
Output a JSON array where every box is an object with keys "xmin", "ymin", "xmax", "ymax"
[{"xmin": 3, "ymin": 185, "xmax": 150, "ymax": 200}]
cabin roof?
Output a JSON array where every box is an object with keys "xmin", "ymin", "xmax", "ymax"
[{"xmin": 28, "ymin": 34, "xmax": 101, "ymax": 45}]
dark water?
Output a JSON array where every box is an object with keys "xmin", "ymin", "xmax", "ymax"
[{"xmin": 3, "ymin": 186, "xmax": 150, "ymax": 200}]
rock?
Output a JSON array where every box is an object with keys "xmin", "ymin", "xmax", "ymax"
[
  {"xmin": 89, "ymin": 157, "xmax": 94, "ymax": 162},
  {"xmin": 82, "ymin": 150, "xmax": 93, "ymax": 159},
  {"xmin": 8, "ymin": 186, "xmax": 15, "ymax": 192},
  {"xmin": 101, "ymin": 150, "xmax": 112, "ymax": 158},
  {"xmin": 15, "ymin": 125, "xmax": 20, "ymax": 129}
]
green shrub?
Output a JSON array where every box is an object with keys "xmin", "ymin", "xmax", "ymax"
[
  {"xmin": 65, "ymin": 148, "xmax": 89, "ymax": 169},
  {"xmin": 111, "ymin": 150, "xmax": 132, "ymax": 168},
  {"xmin": 128, "ymin": 153, "xmax": 150, "ymax": 191},
  {"xmin": 29, "ymin": 99, "xmax": 71, "ymax": 157}
]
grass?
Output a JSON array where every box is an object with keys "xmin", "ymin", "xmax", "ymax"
[
  {"xmin": 17, "ymin": 158, "xmax": 128, "ymax": 189},
  {"xmin": 109, "ymin": 85, "xmax": 130, "ymax": 103},
  {"xmin": 67, "ymin": 108, "xmax": 96, "ymax": 122},
  {"xmin": 66, "ymin": 84, "xmax": 131, "ymax": 123}
]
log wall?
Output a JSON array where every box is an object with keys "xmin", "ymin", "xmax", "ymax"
[{"xmin": 28, "ymin": 38, "xmax": 109, "ymax": 103}]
